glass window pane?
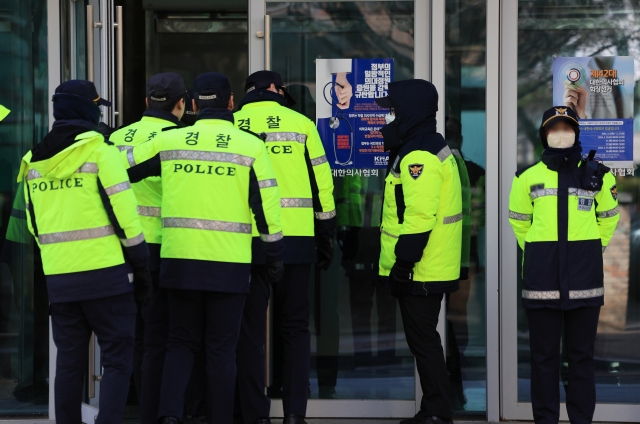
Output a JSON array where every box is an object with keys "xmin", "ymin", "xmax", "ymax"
[
  {"xmin": 517, "ymin": 0, "xmax": 640, "ymax": 405},
  {"xmin": 0, "ymin": 0, "xmax": 49, "ymax": 414},
  {"xmin": 445, "ymin": 0, "xmax": 487, "ymax": 414},
  {"xmin": 267, "ymin": 0, "xmax": 415, "ymax": 401}
]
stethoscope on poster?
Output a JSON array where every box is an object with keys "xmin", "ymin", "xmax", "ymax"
[{"xmin": 323, "ymin": 81, "xmax": 354, "ymax": 166}]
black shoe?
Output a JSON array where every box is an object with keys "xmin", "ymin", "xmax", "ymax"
[
  {"xmin": 418, "ymin": 416, "xmax": 453, "ymax": 424},
  {"xmin": 283, "ymin": 415, "xmax": 307, "ymax": 424},
  {"xmin": 400, "ymin": 410, "xmax": 430, "ymax": 424},
  {"xmin": 159, "ymin": 417, "xmax": 181, "ymax": 424}
]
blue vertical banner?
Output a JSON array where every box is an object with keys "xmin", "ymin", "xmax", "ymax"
[
  {"xmin": 316, "ymin": 58, "xmax": 394, "ymax": 170},
  {"xmin": 552, "ymin": 56, "xmax": 635, "ymax": 170}
]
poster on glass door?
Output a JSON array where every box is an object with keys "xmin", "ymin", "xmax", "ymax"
[
  {"xmin": 552, "ymin": 56, "xmax": 635, "ymax": 173},
  {"xmin": 316, "ymin": 58, "xmax": 394, "ymax": 170}
]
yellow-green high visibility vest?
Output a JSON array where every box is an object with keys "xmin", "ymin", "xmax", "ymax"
[
  {"xmin": 379, "ymin": 144, "xmax": 463, "ymax": 284},
  {"xmin": 19, "ymin": 131, "xmax": 145, "ymax": 276},
  {"xmin": 110, "ymin": 115, "xmax": 180, "ymax": 244},
  {"xmin": 509, "ymin": 156, "xmax": 619, "ymax": 309},
  {"xmin": 124, "ymin": 118, "xmax": 283, "ymax": 271},
  {"xmin": 234, "ymin": 100, "xmax": 336, "ymax": 262}
]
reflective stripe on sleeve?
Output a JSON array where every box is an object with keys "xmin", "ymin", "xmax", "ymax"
[
  {"xmin": 522, "ymin": 288, "xmax": 605, "ymax": 300},
  {"xmin": 258, "ymin": 179, "xmax": 278, "ymax": 189},
  {"xmin": 436, "ymin": 146, "xmax": 452, "ymax": 162},
  {"xmin": 264, "ymin": 132, "xmax": 307, "ymax": 144},
  {"xmin": 27, "ymin": 169, "xmax": 42, "ymax": 180},
  {"xmin": 443, "ymin": 212, "xmax": 463, "ymax": 224},
  {"xmin": 310, "ymin": 155, "xmax": 328, "ymax": 166},
  {"xmin": 569, "ymin": 287, "xmax": 605, "ymax": 299},
  {"xmin": 120, "ymin": 232, "xmax": 145, "ymax": 247},
  {"xmin": 118, "ymin": 145, "xmax": 134, "ymax": 152},
  {"xmin": 127, "ymin": 150, "xmax": 137, "ymax": 167},
  {"xmin": 380, "ymin": 228, "xmax": 398, "ymax": 239},
  {"xmin": 160, "ymin": 150, "xmax": 255, "ymax": 167},
  {"xmin": 315, "ymin": 210, "xmax": 336, "ymax": 220},
  {"xmin": 77, "ymin": 163, "xmax": 99, "ymax": 174},
  {"xmin": 281, "ymin": 198, "xmax": 313, "ymax": 208},
  {"xmin": 163, "ymin": 217, "xmax": 252, "ymax": 234},
  {"xmin": 530, "ymin": 188, "xmax": 558, "ymax": 199},
  {"xmin": 137, "ymin": 206, "xmax": 161, "ymax": 217},
  {"xmin": 596, "ymin": 206, "xmax": 619, "ymax": 219},
  {"xmin": 509, "ymin": 210, "xmax": 532, "ymax": 221},
  {"xmin": 391, "ymin": 170, "xmax": 400, "ymax": 178},
  {"xmin": 260, "ymin": 231, "xmax": 284, "ymax": 242},
  {"xmin": 38, "ymin": 225, "xmax": 115, "ymax": 244},
  {"xmin": 104, "ymin": 181, "xmax": 132, "ymax": 196}
]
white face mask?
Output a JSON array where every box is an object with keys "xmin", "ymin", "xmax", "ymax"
[
  {"xmin": 547, "ymin": 131, "xmax": 575, "ymax": 149},
  {"xmin": 385, "ymin": 112, "xmax": 396, "ymax": 124}
]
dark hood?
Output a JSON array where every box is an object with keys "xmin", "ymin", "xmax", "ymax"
[{"xmin": 387, "ymin": 79, "xmax": 438, "ymax": 141}]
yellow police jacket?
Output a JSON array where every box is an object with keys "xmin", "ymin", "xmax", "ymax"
[
  {"xmin": 124, "ymin": 116, "xmax": 283, "ymax": 293},
  {"xmin": 19, "ymin": 130, "xmax": 147, "ymax": 303},
  {"xmin": 379, "ymin": 139, "xmax": 463, "ymax": 289},
  {"xmin": 110, "ymin": 112, "xmax": 181, "ymax": 246},
  {"xmin": 235, "ymin": 95, "xmax": 335, "ymax": 264},
  {"xmin": 509, "ymin": 150, "xmax": 620, "ymax": 309}
]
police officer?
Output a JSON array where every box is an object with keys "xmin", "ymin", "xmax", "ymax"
[
  {"xmin": 110, "ymin": 72, "xmax": 186, "ymax": 424},
  {"xmin": 123, "ymin": 72, "xmax": 284, "ymax": 424},
  {"xmin": 508, "ymin": 106, "xmax": 619, "ymax": 424},
  {"xmin": 376, "ymin": 80, "xmax": 462, "ymax": 424},
  {"xmin": 19, "ymin": 80, "xmax": 151, "ymax": 424},
  {"xmin": 234, "ymin": 71, "xmax": 336, "ymax": 424}
]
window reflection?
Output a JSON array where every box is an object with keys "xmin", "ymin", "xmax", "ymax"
[{"xmin": 517, "ymin": 0, "xmax": 640, "ymax": 404}]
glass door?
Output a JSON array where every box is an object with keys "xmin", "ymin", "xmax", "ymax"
[
  {"xmin": 500, "ymin": 1, "xmax": 640, "ymax": 421},
  {"xmin": 262, "ymin": 1, "xmax": 422, "ymax": 417}
]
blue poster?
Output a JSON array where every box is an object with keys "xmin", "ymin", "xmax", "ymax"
[
  {"xmin": 316, "ymin": 58, "xmax": 394, "ymax": 169},
  {"xmin": 552, "ymin": 56, "xmax": 635, "ymax": 168}
]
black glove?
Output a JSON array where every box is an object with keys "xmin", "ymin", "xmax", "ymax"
[
  {"xmin": 267, "ymin": 260, "xmax": 284, "ymax": 284},
  {"xmin": 133, "ymin": 268, "xmax": 153, "ymax": 304},
  {"xmin": 460, "ymin": 266, "xmax": 469, "ymax": 281},
  {"xmin": 337, "ymin": 227, "xmax": 360, "ymax": 261},
  {"xmin": 390, "ymin": 259, "xmax": 414, "ymax": 284},
  {"xmin": 316, "ymin": 235, "xmax": 335, "ymax": 271}
]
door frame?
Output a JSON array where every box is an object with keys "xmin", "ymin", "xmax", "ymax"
[{"xmin": 498, "ymin": 1, "xmax": 640, "ymax": 421}]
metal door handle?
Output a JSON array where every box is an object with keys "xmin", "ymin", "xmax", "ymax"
[
  {"xmin": 264, "ymin": 15, "xmax": 271, "ymax": 70},
  {"xmin": 86, "ymin": 5, "xmax": 102, "ymax": 82},
  {"xmin": 115, "ymin": 6, "xmax": 124, "ymax": 126}
]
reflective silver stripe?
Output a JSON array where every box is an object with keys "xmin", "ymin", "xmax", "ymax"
[
  {"xmin": 104, "ymin": 181, "xmax": 131, "ymax": 196},
  {"xmin": 315, "ymin": 210, "xmax": 336, "ymax": 220},
  {"xmin": 27, "ymin": 169, "xmax": 42, "ymax": 180},
  {"xmin": 281, "ymin": 198, "xmax": 313, "ymax": 208},
  {"xmin": 522, "ymin": 288, "xmax": 605, "ymax": 300},
  {"xmin": 264, "ymin": 132, "xmax": 307, "ymax": 144},
  {"xmin": 570, "ymin": 287, "xmax": 604, "ymax": 299},
  {"xmin": 260, "ymin": 231, "xmax": 283, "ymax": 242},
  {"xmin": 258, "ymin": 179, "xmax": 278, "ymax": 189},
  {"xmin": 451, "ymin": 148, "xmax": 462, "ymax": 158},
  {"xmin": 127, "ymin": 149, "xmax": 137, "ymax": 167},
  {"xmin": 380, "ymin": 229, "xmax": 398, "ymax": 239},
  {"xmin": 310, "ymin": 155, "xmax": 328, "ymax": 166},
  {"xmin": 509, "ymin": 210, "xmax": 532, "ymax": 221},
  {"xmin": 568, "ymin": 188, "xmax": 599, "ymax": 198},
  {"xmin": 137, "ymin": 206, "xmax": 161, "ymax": 217},
  {"xmin": 120, "ymin": 232, "xmax": 145, "ymax": 247},
  {"xmin": 597, "ymin": 206, "xmax": 619, "ymax": 219},
  {"xmin": 530, "ymin": 188, "xmax": 558, "ymax": 199},
  {"xmin": 76, "ymin": 163, "xmax": 99, "ymax": 174},
  {"xmin": 160, "ymin": 150, "xmax": 255, "ymax": 167},
  {"xmin": 522, "ymin": 290, "xmax": 560, "ymax": 300},
  {"xmin": 163, "ymin": 217, "xmax": 251, "ymax": 234},
  {"xmin": 443, "ymin": 212, "xmax": 463, "ymax": 224},
  {"xmin": 38, "ymin": 225, "xmax": 115, "ymax": 245},
  {"xmin": 437, "ymin": 145, "xmax": 452, "ymax": 162},
  {"xmin": 391, "ymin": 170, "xmax": 400, "ymax": 178},
  {"xmin": 118, "ymin": 145, "xmax": 134, "ymax": 152}
]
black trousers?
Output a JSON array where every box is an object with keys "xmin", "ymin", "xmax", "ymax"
[
  {"xmin": 398, "ymin": 293, "xmax": 452, "ymax": 420},
  {"xmin": 140, "ymin": 272, "xmax": 170, "ymax": 424},
  {"xmin": 527, "ymin": 307, "xmax": 600, "ymax": 424},
  {"xmin": 158, "ymin": 289, "xmax": 246, "ymax": 424},
  {"xmin": 50, "ymin": 292, "xmax": 136, "ymax": 424},
  {"xmin": 235, "ymin": 264, "xmax": 311, "ymax": 422}
]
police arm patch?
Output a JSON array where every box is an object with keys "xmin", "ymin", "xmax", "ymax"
[
  {"xmin": 610, "ymin": 185, "xmax": 618, "ymax": 201},
  {"xmin": 408, "ymin": 164, "xmax": 424, "ymax": 180}
]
